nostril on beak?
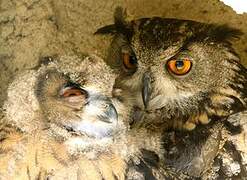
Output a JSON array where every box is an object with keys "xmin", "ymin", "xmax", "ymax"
[
  {"xmin": 99, "ymin": 103, "xmax": 118, "ymax": 123},
  {"xmin": 142, "ymin": 72, "xmax": 152, "ymax": 109}
]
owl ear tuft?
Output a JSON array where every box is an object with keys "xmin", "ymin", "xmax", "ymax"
[
  {"xmin": 94, "ymin": 6, "xmax": 127, "ymax": 35},
  {"xmin": 94, "ymin": 24, "xmax": 117, "ymax": 35},
  {"xmin": 94, "ymin": 6, "xmax": 133, "ymax": 40},
  {"xmin": 113, "ymin": 6, "xmax": 128, "ymax": 29}
]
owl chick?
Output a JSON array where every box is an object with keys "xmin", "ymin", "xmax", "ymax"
[
  {"xmin": 95, "ymin": 7, "xmax": 247, "ymax": 131},
  {"xmin": 0, "ymin": 54, "xmax": 178, "ymax": 180},
  {"xmin": 0, "ymin": 54, "xmax": 126, "ymax": 179}
]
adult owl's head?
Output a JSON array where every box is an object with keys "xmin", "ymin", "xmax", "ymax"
[{"xmin": 96, "ymin": 7, "xmax": 247, "ymax": 130}]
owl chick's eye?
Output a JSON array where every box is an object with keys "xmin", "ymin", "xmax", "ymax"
[
  {"xmin": 166, "ymin": 58, "xmax": 192, "ymax": 76},
  {"xmin": 122, "ymin": 52, "xmax": 137, "ymax": 70}
]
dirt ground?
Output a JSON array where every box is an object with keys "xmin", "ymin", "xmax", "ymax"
[{"xmin": 0, "ymin": 0, "xmax": 246, "ymax": 178}]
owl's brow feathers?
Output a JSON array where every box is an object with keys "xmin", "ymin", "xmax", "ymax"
[{"xmin": 95, "ymin": 7, "xmax": 242, "ymax": 46}]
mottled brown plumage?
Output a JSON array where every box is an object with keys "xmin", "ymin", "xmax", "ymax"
[{"xmin": 96, "ymin": 7, "xmax": 247, "ymax": 179}]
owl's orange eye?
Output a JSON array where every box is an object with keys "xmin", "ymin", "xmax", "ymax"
[
  {"xmin": 167, "ymin": 58, "xmax": 192, "ymax": 75},
  {"xmin": 122, "ymin": 53, "xmax": 137, "ymax": 70}
]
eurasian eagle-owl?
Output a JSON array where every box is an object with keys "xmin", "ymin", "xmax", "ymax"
[
  {"xmin": 95, "ymin": 7, "xmax": 247, "ymax": 178},
  {"xmin": 96, "ymin": 7, "xmax": 247, "ymax": 131},
  {"xmin": 0, "ymin": 54, "xmax": 173, "ymax": 179}
]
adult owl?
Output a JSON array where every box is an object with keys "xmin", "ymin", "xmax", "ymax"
[
  {"xmin": 0, "ymin": 54, "xmax": 184, "ymax": 179},
  {"xmin": 95, "ymin": 7, "xmax": 247, "ymax": 179},
  {"xmin": 95, "ymin": 7, "xmax": 247, "ymax": 131}
]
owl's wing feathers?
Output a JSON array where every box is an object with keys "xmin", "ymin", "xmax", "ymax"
[
  {"xmin": 211, "ymin": 60, "xmax": 247, "ymax": 118},
  {"xmin": 127, "ymin": 149, "xmax": 191, "ymax": 180}
]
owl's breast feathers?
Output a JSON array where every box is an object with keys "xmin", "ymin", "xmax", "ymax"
[
  {"xmin": 0, "ymin": 126, "xmax": 127, "ymax": 179},
  {"xmin": 0, "ymin": 121, "xmax": 186, "ymax": 179}
]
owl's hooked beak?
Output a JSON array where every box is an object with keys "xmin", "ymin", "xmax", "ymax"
[
  {"xmin": 97, "ymin": 102, "xmax": 118, "ymax": 124},
  {"xmin": 142, "ymin": 72, "xmax": 152, "ymax": 109},
  {"xmin": 67, "ymin": 92, "xmax": 119, "ymax": 139},
  {"xmin": 86, "ymin": 93, "xmax": 118, "ymax": 124}
]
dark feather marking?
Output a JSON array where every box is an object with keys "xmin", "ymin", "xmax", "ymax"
[
  {"xmin": 140, "ymin": 149, "xmax": 160, "ymax": 168},
  {"xmin": 224, "ymin": 120, "xmax": 242, "ymax": 135},
  {"xmin": 227, "ymin": 61, "xmax": 247, "ymax": 108},
  {"xmin": 0, "ymin": 137, "xmax": 6, "ymax": 143},
  {"xmin": 136, "ymin": 159, "xmax": 157, "ymax": 180},
  {"xmin": 226, "ymin": 95, "xmax": 246, "ymax": 113},
  {"xmin": 113, "ymin": 173, "xmax": 118, "ymax": 180},
  {"xmin": 127, "ymin": 158, "xmax": 157, "ymax": 180},
  {"xmin": 36, "ymin": 171, "xmax": 42, "ymax": 180},
  {"xmin": 230, "ymin": 60, "xmax": 247, "ymax": 80},
  {"xmin": 228, "ymin": 83, "xmax": 246, "ymax": 96},
  {"xmin": 27, "ymin": 166, "xmax": 31, "ymax": 180}
]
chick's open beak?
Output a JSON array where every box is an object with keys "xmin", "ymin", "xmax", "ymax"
[{"xmin": 86, "ymin": 93, "xmax": 118, "ymax": 124}]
